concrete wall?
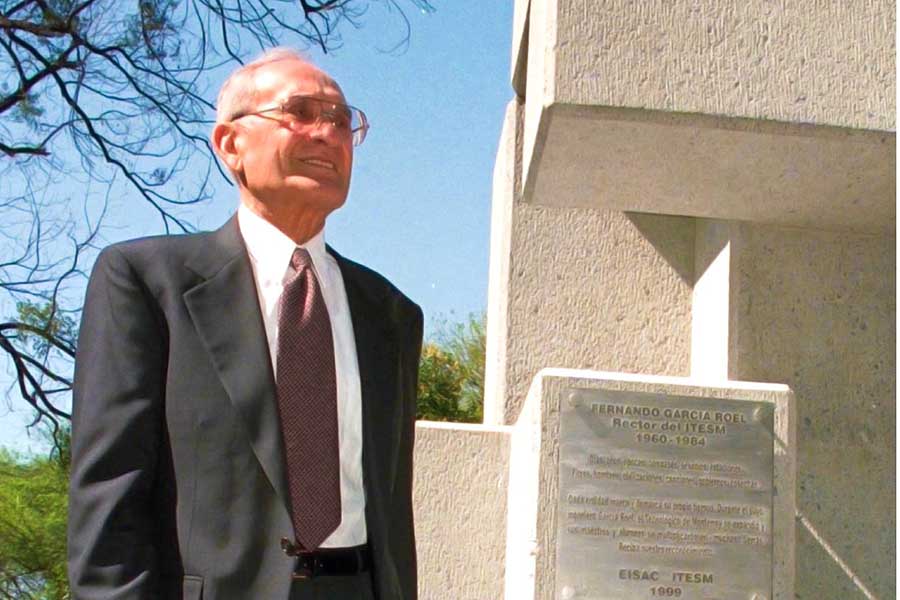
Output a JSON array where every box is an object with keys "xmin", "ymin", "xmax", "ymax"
[
  {"xmin": 692, "ymin": 220, "xmax": 897, "ymax": 598},
  {"xmin": 538, "ymin": 0, "xmax": 895, "ymax": 129},
  {"xmin": 413, "ymin": 422, "xmax": 511, "ymax": 600},
  {"xmin": 485, "ymin": 100, "xmax": 696, "ymax": 425},
  {"xmin": 726, "ymin": 223, "xmax": 895, "ymax": 599},
  {"xmin": 504, "ymin": 206, "xmax": 695, "ymax": 421}
]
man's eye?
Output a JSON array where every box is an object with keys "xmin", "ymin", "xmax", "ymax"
[
  {"xmin": 329, "ymin": 111, "xmax": 351, "ymax": 129},
  {"xmin": 286, "ymin": 99, "xmax": 317, "ymax": 122}
]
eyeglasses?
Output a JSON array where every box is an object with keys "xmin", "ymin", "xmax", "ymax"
[{"xmin": 230, "ymin": 95, "xmax": 370, "ymax": 146}]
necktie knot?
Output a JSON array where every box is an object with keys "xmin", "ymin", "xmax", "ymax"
[{"xmin": 290, "ymin": 247, "xmax": 312, "ymax": 273}]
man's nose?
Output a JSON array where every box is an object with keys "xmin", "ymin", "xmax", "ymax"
[{"xmin": 306, "ymin": 118, "xmax": 342, "ymax": 142}]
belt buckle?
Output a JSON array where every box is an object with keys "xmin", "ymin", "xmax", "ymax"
[
  {"xmin": 281, "ymin": 537, "xmax": 321, "ymax": 580},
  {"xmin": 292, "ymin": 551, "xmax": 322, "ymax": 580}
]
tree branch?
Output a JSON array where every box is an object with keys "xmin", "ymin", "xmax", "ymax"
[{"xmin": 0, "ymin": 15, "xmax": 68, "ymax": 37}]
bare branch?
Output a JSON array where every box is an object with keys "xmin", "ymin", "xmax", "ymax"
[
  {"xmin": 0, "ymin": 15, "xmax": 68, "ymax": 37},
  {"xmin": 0, "ymin": 142, "xmax": 49, "ymax": 156}
]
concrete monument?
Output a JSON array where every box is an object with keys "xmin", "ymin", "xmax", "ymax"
[{"xmin": 411, "ymin": 2, "xmax": 894, "ymax": 599}]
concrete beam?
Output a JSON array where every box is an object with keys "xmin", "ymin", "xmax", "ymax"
[{"xmin": 523, "ymin": 106, "xmax": 895, "ymax": 234}]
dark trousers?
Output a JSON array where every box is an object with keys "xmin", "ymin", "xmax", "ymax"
[{"xmin": 289, "ymin": 572, "xmax": 375, "ymax": 600}]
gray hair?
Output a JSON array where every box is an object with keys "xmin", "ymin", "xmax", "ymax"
[{"xmin": 215, "ymin": 47, "xmax": 316, "ymax": 124}]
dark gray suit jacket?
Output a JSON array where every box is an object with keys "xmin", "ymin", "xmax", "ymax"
[{"xmin": 67, "ymin": 216, "xmax": 423, "ymax": 599}]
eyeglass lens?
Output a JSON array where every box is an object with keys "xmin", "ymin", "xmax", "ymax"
[{"xmin": 284, "ymin": 97, "xmax": 360, "ymax": 132}]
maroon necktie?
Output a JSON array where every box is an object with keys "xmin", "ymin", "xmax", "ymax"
[{"xmin": 275, "ymin": 247, "xmax": 341, "ymax": 550}]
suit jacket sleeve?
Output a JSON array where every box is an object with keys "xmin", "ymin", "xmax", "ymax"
[
  {"xmin": 67, "ymin": 246, "xmax": 166, "ymax": 599},
  {"xmin": 394, "ymin": 301, "xmax": 424, "ymax": 598}
]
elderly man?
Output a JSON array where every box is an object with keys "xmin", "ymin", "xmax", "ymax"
[{"xmin": 67, "ymin": 49, "xmax": 423, "ymax": 600}]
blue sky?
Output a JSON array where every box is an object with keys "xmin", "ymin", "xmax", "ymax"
[
  {"xmin": 1, "ymin": 1, "xmax": 515, "ymax": 453},
  {"xmin": 297, "ymin": 1, "xmax": 515, "ymax": 323}
]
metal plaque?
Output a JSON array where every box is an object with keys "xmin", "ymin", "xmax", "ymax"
[{"xmin": 556, "ymin": 388, "xmax": 774, "ymax": 600}]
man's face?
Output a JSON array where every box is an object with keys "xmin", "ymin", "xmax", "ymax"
[{"xmin": 231, "ymin": 60, "xmax": 354, "ymax": 215}]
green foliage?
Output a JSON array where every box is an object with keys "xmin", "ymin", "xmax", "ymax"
[
  {"xmin": 435, "ymin": 315, "xmax": 485, "ymax": 418},
  {"xmin": 416, "ymin": 313, "xmax": 485, "ymax": 423},
  {"xmin": 0, "ymin": 430, "xmax": 70, "ymax": 600},
  {"xmin": 417, "ymin": 343, "xmax": 468, "ymax": 422},
  {"xmin": 15, "ymin": 301, "xmax": 76, "ymax": 357},
  {"xmin": 136, "ymin": 0, "xmax": 180, "ymax": 57},
  {"xmin": 13, "ymin": 93, "xmax": 45, "ymax": 128}
]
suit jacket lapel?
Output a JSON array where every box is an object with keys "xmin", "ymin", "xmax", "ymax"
[{"xmin": 182, "ymin": 216, "xmax": 290, "ymax": 514}]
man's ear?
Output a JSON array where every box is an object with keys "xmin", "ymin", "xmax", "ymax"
[{"xmin": 211, "ymin": 122, "xmax": 243, "ymax": 175}]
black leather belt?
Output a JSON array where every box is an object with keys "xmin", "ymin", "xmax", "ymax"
[{"xmin": 281, "ymin": 538, "xmax": 371, "ymax": 580}]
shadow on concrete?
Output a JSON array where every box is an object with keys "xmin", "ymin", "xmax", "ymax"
[{"xmin": 625, "ymin": 211, "xmax": 696, "ymax": 286}]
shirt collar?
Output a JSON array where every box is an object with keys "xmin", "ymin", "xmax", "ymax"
[{"xmin": 237, "ymin": 203, "xmax": 329, "ymax": 284}]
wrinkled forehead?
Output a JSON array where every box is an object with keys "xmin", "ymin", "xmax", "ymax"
[{"xmin": 253, "ymin": 59, "xmax": 346, "ymax": 105}]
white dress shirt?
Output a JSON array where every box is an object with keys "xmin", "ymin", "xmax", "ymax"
[{"xmin": 237, "ymin": 204, "xmax": 366, "ymax": 547}]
